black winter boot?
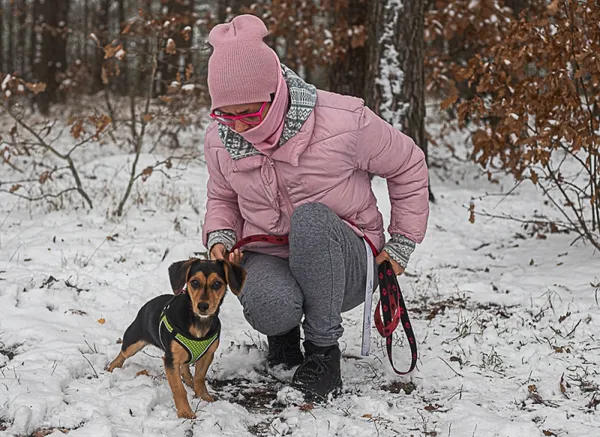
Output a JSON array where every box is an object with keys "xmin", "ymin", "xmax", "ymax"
[
  {"xmin": 267, "ymin": 326, "xmax": 304, "ymax": 368},
  {"xmin": 291, "ymin": 341, "xmax": 342, "ymax": 400}
]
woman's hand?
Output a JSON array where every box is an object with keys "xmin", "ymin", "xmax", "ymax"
[
  {"xmin": 210, "ymin": 243, "xmax": 244, "ymax": 264},
  {"xmin": 228, "ymin": 248, "xmax": 243, "ymax": 264},
  {"xmin": 210, "ymin": 243, "xmax": 226, "ymax": 260},
  {"xmin": 375, "ymin": 250, "xmax": 405, "ymax": 276}
]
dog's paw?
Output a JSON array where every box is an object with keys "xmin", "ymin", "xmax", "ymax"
[
  {"xmin": 177, "ymin": 409, "xmax": 197, "ymax": 419},
  {"xmin": 106, "ymin": 355, "xmax": 125, "ymax": 372}
]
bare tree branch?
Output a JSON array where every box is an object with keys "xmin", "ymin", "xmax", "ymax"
[
  {"xmin": 545, "ymin": 165, "xmax": 600, "ymax": 251},
  {"xmin": 1, "ymin": 104, "xmax": 94, "ymax": 209},
  {"xmin": 474, "ymin": 208, "xmax": 578, "ymax": 234},
  {"xmin": 0, "ymin": 187, "xmax": 78, "ymax": 202},
  {"xmin": 116, "ymin": 35, "xmax": 159, "ymax": 217}
]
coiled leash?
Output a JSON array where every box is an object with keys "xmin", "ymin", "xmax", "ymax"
[
  {"xmin": 229, "ymin": 232, "xmax": 418, "ymax": 375},
  {"xmin": 373, "ymin": 259, "xmax": 417, "ymax": 374}
]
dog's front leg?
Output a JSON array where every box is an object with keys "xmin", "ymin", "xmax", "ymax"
[
  {"xmin": 107, "ymin": 339, "xmax": 147, "ymax": 372},
  {"xmin": 164, "ymin": 345, "xmax": 195, "ymax": 419},
  {"xmin": 193, "ymin": 339, "xmax": 219, "ymax": 402}
]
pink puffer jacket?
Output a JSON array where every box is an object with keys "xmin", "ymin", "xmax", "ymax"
[{"xmin": 202, "ymin": 90, "xmax": 429, "ymax": 258}]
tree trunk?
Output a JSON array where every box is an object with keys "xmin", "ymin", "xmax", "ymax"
[
  {"xmin": 504, "ymin": 0, "xmax": 529, "ymax": 16},
  {"xmin": 366, "ymin": 0, "xmax": 431, "ymax": 199},
  {"xmin": 217, "ymin": 0, "xmax": 229, "ymax": 23},
  {"xmin": 30, "ymin": 0, "xmax": 37, "ymax": 80},
  {"xmin": 54, "ymin": 0, "xmax": 70, "ymax": 102},
  {"xmin": 158, "ymin": 0, "xmax": 194, "ymax": 95},
  {"xmin": 92, "ymin": 0, "xmax": 111, "ymax": 93},
  {"xmin": 138, "ymin": 0, "xmax": 153, "ymax": 95},
  {"xmin": 187, "ymin": 0, "xmax": 195, "ymax": 78},
  {"xmin": 32, "ymin": 0, "xmax": 70, "ymax": 113},
  {"xmin": 33, "ymin": 0, "xmax": 51, "ymax": 113},
  {"xmin": 7, "ymin": 0, "xmax": 13, "ymax": 74},
  {"xmin": 117, "ymin": 0, "xmax": 128, "ymax": 95},
  {"xmin": 0, "ymin": 3, "xmax": 4, "ymax": 74},
  {"xmin": 83, "ymin": 0, "xmax": 89, "ymax": 64},
  {"xmin": 17, "ymin": 0, "xmax": 27, "ymax": 76},
  {"xmin": 283, "ymin": 13, "xmax": 297, "ymax": 70},
  {"xmin": 218, "ymin": 0, "xmax": 255, "ymax": 23},
  {"xmin": 328, "ymin": 0, "xmax": 367, "ymax": 98},
  {"xmin": 365, "ymin": 0, "xmax": 427, "ymax": 162}
]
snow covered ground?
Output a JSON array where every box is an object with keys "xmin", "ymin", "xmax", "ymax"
[{"xmin": 0, "ymin": 112, "xmax": 599, "ymax": 437}]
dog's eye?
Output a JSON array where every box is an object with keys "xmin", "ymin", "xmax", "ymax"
[
  {"xmin": 211, "ymin": 281, "xmax": 222, "ymax": 290},
  {"xmin": 190, "ymin": 280, "xmax": 200, "ymax": 289}
]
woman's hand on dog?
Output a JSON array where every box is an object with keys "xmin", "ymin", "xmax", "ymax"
[
  {"xmin": 375, "ymin": 250, "xmax": 405, "ymax": 276},
  {"xmin": 210, "ymin": 243, "xmax": 243, "ymax": 264}
]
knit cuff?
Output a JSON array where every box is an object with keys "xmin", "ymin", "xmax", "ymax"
[
  {"xmin": 207, "ymin": 229, "xmax": 237, "ymax": 252},
  {"xmin": 382, "ymin": 234, "xmax": 416, "ymax": 269}
]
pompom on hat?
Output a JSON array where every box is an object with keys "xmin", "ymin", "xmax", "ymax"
[{"xmin": 207, "ymin": 15, "xmax": 280, "ymax": 111}]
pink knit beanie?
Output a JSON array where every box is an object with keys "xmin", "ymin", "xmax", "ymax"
[{"xmin": 207, "ymin": 15, "xmax": 279, "ymax": 111}]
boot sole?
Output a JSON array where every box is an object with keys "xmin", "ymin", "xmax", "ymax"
[
  {"xmin": 267, "ymin": 359, "xmax": 304, "ymax": 370},
  {"xmin": 292, "ymin": 380, "xmax": 343, "ymax": 403}
]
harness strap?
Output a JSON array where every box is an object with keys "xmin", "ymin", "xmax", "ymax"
[
  {"xmin": 229, "ymin": 233, "xmax": 418, "ymax": 375},
  {"xmin": 159, "ymin": 301, "xmax": 221, "ymax": 365},
  {"xmin": 174, "ymin": 283, "xmax": 187, "ymax": 296}
]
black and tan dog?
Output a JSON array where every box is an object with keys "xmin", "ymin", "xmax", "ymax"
[{"xmin": 107, "ymin": 258, "xmax": 246, "ymax": 419}]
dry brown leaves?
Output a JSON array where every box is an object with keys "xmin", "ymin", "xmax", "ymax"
[{"xmin": 436, "ymin": 1, "xmax": 600, "ymax": 247}]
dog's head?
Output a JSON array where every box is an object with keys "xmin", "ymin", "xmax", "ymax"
[{"xmin": 168, "ymin": 258, "xmax": 246, "ymax": 318}]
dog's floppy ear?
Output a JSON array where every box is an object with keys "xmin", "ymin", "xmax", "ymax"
[
  {"xmin": 168, "ymin": 259, "xmax": 196, "ymax": 293},
  {"xmin": 220, "ymin": 260, "xmax": 247, "ymax": 296}
]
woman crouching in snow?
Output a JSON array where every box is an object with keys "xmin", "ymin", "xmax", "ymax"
[{"xmin": 202, "ymin": 14, "xmax": 429, "ymax": 399}]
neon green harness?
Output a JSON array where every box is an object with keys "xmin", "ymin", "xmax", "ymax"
[{"xmin": 159, "ymin": 311, "xmax": 220, "ymax": 365}]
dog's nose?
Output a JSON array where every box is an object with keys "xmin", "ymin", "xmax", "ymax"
[{"xmin": 197, "ymin": 302, "xmax": 209, "ymax": 312}]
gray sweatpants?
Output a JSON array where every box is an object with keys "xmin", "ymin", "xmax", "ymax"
[{"xmin": 238, "ymin": 202, "xmax": 377, "ymax": 347}]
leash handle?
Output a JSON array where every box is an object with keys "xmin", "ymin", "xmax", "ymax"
[{"xmin": 374, "ymin": 261, "xmax": 418, "ymax": 375}]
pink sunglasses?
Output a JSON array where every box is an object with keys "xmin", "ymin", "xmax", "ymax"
[{"xmin": 210, "ymin": 102, "xmax": 268, "ymax": 127}]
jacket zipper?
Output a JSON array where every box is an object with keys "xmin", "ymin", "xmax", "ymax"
[{"xmin": 269, "ymin": 158, "xmax": 294, "ymax": 219}]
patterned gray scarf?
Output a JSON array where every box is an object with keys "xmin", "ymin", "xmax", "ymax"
[{"xmin": 217, "ymin": 64, "xmax": 318, "ymax": 160}]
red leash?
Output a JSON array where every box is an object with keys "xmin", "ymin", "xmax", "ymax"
[
  {"xmin": 229, "ymin": 233, "xmax": 418, "ymax": 375},
  {"xmin": 374, "ymin": 260, "xmax": 418, "ymax": 374},
  {"xmin": 231, "ymin": 235, "xmax": 289, "ymax": 251}
]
